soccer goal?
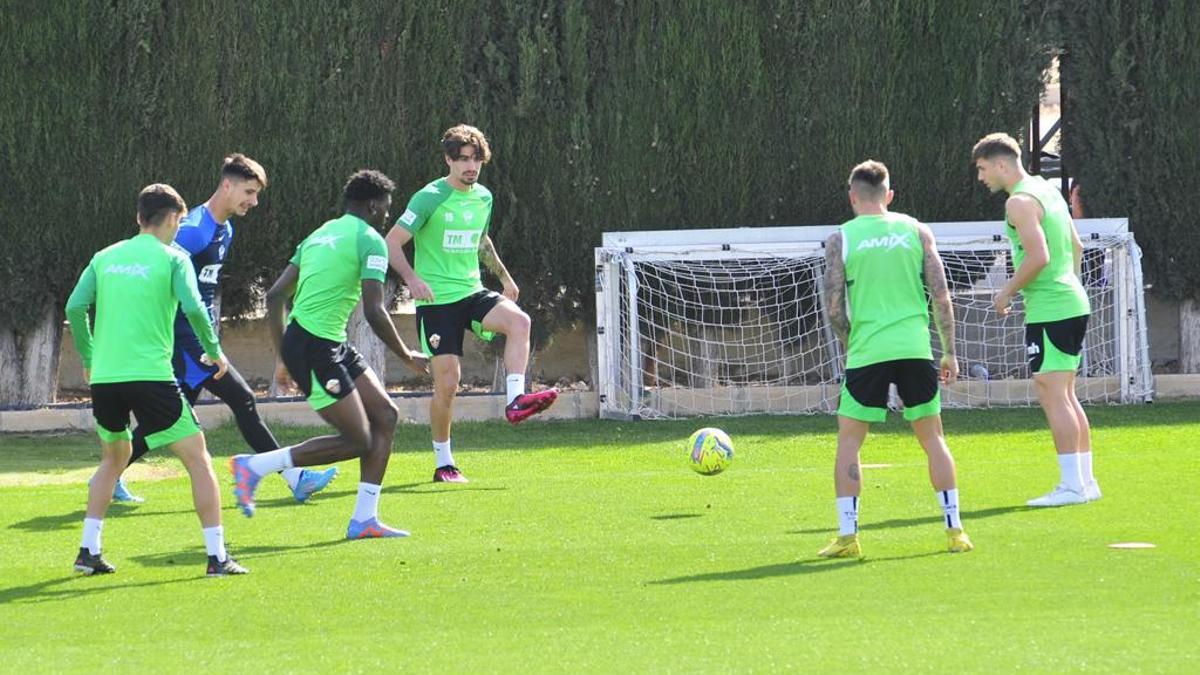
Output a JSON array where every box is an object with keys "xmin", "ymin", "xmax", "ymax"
[{"xmin": 594, "ymin": 219, "xmax": 1151, "ymax": 420}]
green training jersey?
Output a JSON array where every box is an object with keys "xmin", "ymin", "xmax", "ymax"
[
  {"xmin": 1007, "ymin": 175, "xmax": 1091, "ymax": 323},
  {"xmin": 395, "ymin": 178, "xmax": 492, "ymax": 306},
  {"xmin": 65, "ymin": 232, "xmax": 223, "ymax": 384},
  {"xmin": 840, "ymin": 212, "xmax": 934, "ymax": 368},
  {"xmin": 288, "ymin": 213, "xmax": 389, "ymax": 342}
]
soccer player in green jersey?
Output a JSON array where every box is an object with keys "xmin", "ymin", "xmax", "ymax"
[
  {"xmin": 820, "ymin": 160, "xmax": 973, "ymax": 557},
  {"xmin": 66, "ymin": 184, "xmax": 247, "ymax": 576},
  {"xmin": 385, "ymin": 124, "xmax": 558, "ymax": 483},
  {"xmin": 229, "ymin": 170, "xmax": 428, "ymax": 539},
  {"xmin": 974, "ymin": 133, "xmax": 1098, "ymax": 507}
]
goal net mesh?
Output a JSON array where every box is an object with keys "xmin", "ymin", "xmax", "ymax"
[{"xmin": 594, "ymin": 227, "xmax": 1150, "ymax": 419}]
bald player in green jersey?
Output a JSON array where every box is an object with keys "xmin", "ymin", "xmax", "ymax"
[
  {"xmin": 65, "ymin": 183, "xmax": 246, "ymax": 577},
  {"xmin": 820, "ymin": 160, "xmax": 973, "ymax": 557},
  {"xmin": 385, "ymin": 124, "xmax": 558, "ymax": 484},
  {"xmin": 974, "ymin": 132, "xmax": 1098, "ymax": 507},
  {"xmin": 230, "ymin": 170, "xmax": 428, "ymax": 540}
]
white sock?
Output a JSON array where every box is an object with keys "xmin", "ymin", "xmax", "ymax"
[
  {"xmin": 506, "ymin": 373, "xmax": 526, "ymax": 405},
  {"xmin": 280, "ymin": 467, "xmax": 304, "ymax": 489},
  {"xmin": 938, "ymin": 489, "xmax": 962, "ymax": 529},
  {"xmin": 1057, "ymin": 453, "xmax": 1084, "ymax": 493},
  {"xmin": 836, "ymin": 496, "xmax": 858, "ymax": 536},
  {"xmin": 1078, "ymin": 451, "xmax": 1095, "ymax": 484},
  {"xmin": 247, "ymin": 447, "xmax": 294, "ymax": 476},
  {"xmin": 353, "ymin": 482, "xmax": 381, "ymax": 522},
  {"xmin": 81, "ymin": 517, "xmax": 103, "ymax": 554},
  {"xmin": 202, "ymin": 526, "xmax": 227, "ymax": 562},
  {"xmin": 433, "ymin": 439, "xmax": 454, "ymax": 468}
]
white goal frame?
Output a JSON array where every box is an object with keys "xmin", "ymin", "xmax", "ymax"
[{"xmin": 594, "ymin": 218, "xmax": 1151, "ymax": 420}]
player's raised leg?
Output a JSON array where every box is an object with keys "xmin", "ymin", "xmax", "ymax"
[{"xmin": 481, "ymin": 299, "xmax": 558, "ymax": 424}]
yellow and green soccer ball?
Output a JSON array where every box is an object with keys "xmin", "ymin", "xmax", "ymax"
[{"xmin": 687, "ymin": 427, "xmax": 734, "ymax": 475}]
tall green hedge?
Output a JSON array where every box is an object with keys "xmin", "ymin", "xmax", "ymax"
[
  {"xmin": 1, "ymin": 0, "xmax": 1057, "ymax": 347},
  {"xmin": 1060, "ymin": 0, "xmax": 1199, "ymax": 301}
]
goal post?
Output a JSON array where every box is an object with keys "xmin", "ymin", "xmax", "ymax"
[{"xmin": 594, "ymin": 219, "xmax": 1151, "ymax": 420}]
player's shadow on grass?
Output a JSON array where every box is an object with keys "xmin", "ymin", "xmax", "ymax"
[
  {"xmin": 649, "ymin": 551, "xmax": 944, "ymax": 585},
  {"xmin": 787, "ymin": 504, "xmax": 1030, "ymax": 535},
  {"xmin": 0, "ymin": 574, "xmax": 203, "ymax": 606},
  {"xmin": 128, "ymin": 538, "xmax": 350, "ymax": 568},
  {"xmin": 6, "ymin": 504, "xmax": 198, "ymax": 533},
  {"xmin": 650, "ymin": 513, "xmax": 703, "ymax": 520}
]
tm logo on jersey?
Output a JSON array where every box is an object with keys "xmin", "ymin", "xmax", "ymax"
[
  {"xmin": 856, "ymin": 233, "xmax": 913, "ymax": 251},
  {"xmin": 311, "ymin": 234, "xmax": 342, "ymax": 249},
  {"xmin": 442, "ymin": 230, "xmax": 481, "ymax": 251},
  {"xmin": 197, "ymin": 264, "xmax": 222, "ymax": 284},
  {"xmin": 104, "ymin": 263, "xmax": 150, "ymax": 279}
]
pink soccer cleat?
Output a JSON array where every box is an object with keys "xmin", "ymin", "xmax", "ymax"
[{"xmin": 505, "ymin": 388, "xmax": 559, "ymax": 425}]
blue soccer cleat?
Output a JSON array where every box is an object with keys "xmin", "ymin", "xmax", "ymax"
[
  {"xmin": 291, "ymin": 467, "xmax": 339, "ymax": 503},
  {"xmin": 111, "ymin": 477, "xmax": 145, "ymax": 504},
  {"xmin": 346, "ymin": 517, "xmax": 410, "ymax": 539}
]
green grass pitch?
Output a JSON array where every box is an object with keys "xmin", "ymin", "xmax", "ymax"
[{"xmin": 1, "ymin": 403, "xmax": 1197, "ymax": 672}]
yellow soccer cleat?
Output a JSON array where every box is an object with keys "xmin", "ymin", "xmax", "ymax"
[
  {"xmin": 818, "ymin": 534, "xmax": 861, "ymax": 558},
  {"xmin": 947, "ymin": 527, "xmax": 974, "ymax": 553}
]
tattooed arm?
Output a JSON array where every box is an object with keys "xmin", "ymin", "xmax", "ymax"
[
  {"xmin": 919, "ymin": 224, "xmax": 959, "ymax": 385},
  {"xmin": 478, "ymin": 234, "xmax": 519, "ymax": 302},
  {"xmin": 823, "ymin": 232, "xmax": 850, "ymax": 349}
]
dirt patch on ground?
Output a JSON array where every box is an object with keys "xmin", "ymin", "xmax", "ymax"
[{"xmin": 0, "ymin": 462, "xmax": 184, "ymax": 488}]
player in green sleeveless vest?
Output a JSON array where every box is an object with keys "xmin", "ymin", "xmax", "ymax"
[
  {"xmin": 231, "ymin": 171, "xmax": 429, "ymax": 540},
  {"xmin": 65, "ymin": 183, "xmax": 245, "ymax": 576},
  {"xmin": 384, "ymin": 124, "xmax": 558, "ymax": 485},
  {"xmin": 974, "ymin": 133, "xmax": 1099, "ymax": 508},
  {"xmin": 820, "ymin": 160, "xmax": 972, "ymax": 558}
]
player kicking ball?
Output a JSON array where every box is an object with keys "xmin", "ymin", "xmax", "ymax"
[
  {"xmin": 819, "ymin": 160, "xmax": 973, "ymax": 557},
  {"xmin": 67, "ymin": 184, "xmax": 247, "ymax": 576},
  {"xmin": 384, "ymin": 124, "xmax": 558, "ymax": 484},
  {"xmin": 229, "ymin": 170, "xmax": 428, "ymax": 539}
]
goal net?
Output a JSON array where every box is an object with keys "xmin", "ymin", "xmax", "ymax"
[{"xmin": 594, "ymin": 219, "xmax": 1151, "ymax": 419}]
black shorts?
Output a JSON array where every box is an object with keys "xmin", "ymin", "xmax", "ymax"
[
  {"xmin": 281, "ymin": 320, "xmax": 369, "ymax": 411},
  {"xmin": 838, "ymin": 359, "xmax": 940, "ymax": 422},
  {"xmin": 91, "ymin": 381, "xmax": 201, "ymax": 449},
  {"xmin": 415, "ymin": 290, "xmax": 503, "ymax": 357},
  {"xmin": 1025, "ymin": 314, "xmax": 1089, "ymax": 374}
]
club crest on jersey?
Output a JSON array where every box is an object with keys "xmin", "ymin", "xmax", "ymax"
[
  {"xmin": 428, "ymin": 333, "xmax": 441, "ymax": 349},
  {"xmin": 856, "ymin": 233, "xmax": 912, "ymax": 251},
  {"xmin": 311, "ymin": 234, "xmax": 341, "ymax": 249},
  {"xmin": 324, "ymin": 378, "xmax": 342, "ymax": 395}
]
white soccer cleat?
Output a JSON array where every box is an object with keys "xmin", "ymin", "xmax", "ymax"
[
  {"xmin": 1083, "ymin": 480, "xmax": 1102, "ymax": 502},
  {"xmin": 1026, "ymin": 484, "xmax": 1087, "ymax": 507}
]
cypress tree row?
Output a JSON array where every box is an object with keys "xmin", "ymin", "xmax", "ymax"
[{"xmin": 29, "ymin": 1, "xmax": 1187, "ymax": 401}]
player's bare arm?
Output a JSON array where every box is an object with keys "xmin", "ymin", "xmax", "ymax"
[
  {"xmin": 1071, "ymin": 224, "xmax": 1084, "ymax": 277},
  {"xmin": 920, "ymin": 224, "xmax": 959, "ymax": 385},
  {"xmin": 822, "ymin": 232, "xmax": 849, "ymax": 349},
  {"xmin": 384, "ymin": 225, "xmax": 433, "ymax": 302},
  {"xmin": 995, "ymin": 194, "xmax": 1049, "ymax": 316},
  {"xmin": 264, "ymin": 264, "xmax": 299, "ymax": 355},
  {"xmin": 479, "ymin": 234, "xmax": 518, "ymax": 302},
  {"xmin": 361, "ymin": 279, "xmax": 428, "ymax": 375}
]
